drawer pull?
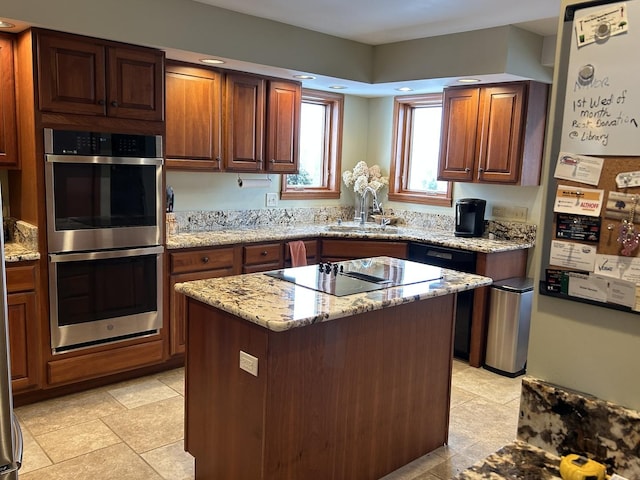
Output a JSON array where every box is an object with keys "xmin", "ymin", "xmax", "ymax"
[
  {"xmin": 201, "ymin": 256, "xmax": 209, "ymax": 264},
  {"xmin": 261, "ymin": 251, "xmax": 268, "ymax": 256}
]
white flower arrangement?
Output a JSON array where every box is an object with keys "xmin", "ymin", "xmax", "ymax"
[{"xmin": 342, "ymin": 161, "xmax": 389, "ymax": 195}]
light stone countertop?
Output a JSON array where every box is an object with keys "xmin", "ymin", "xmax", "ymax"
[
  {"xmin": 167, "ymin": 224, "xmax": 534, "ymax": 253},
  {"xmin": 175, "ymin": 256, "xmax": 493, "ymax": 332},
  {"xmin": 4, "ymin": 242, "xmax": 40, "ymax": 263}
]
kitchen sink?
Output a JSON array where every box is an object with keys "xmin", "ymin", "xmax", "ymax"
[{"xmin": 325, "ymin": 221, "xmax": 399, "ymax": 234}]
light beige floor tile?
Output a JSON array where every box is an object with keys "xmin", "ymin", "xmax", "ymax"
[
  {"xmin": 382, "ymin": 450, "xmax": 447, "ymax": 479},
  {"xmin": 19, "ymin": 443, "xmax": 163, "ymax": 480},
  {"xmin": 450, "ymin": 384, "xmax": 477, "ymax": 408},
  {"xmin": 451, "ymin": 367, "xmax": 522, "ymax": 404},
  {"xmin": 451, "ymin": 359, "xmax": 470, "ymax": 375},
  {"xmin": 141, "ymin": 440, "xmax": 194, "ymax": 480},
  {"xmin": 156, "ymin": 368, "xmax": 185, "ymax": 396},
  {"xmin": 448, "ymin": 396, "xmax": 518, "ymax": 452},
  {"xmin": 102, "ymin": 395, "xmax": 184, "ymax": 453},
  {"xmin": 35, "ymin": 419, "xmax": 121, "ymax": 463},
  {"xmin": 15, "ymin": 389, "xmax": 126, "ymax": 436},
  {"xmin": 18, "ymin": 426, "xmax": 52, "ymax": 474},
  {"xmin": 411, "ymin": 473, "xmax": 443, "ymax": 480},
  {"xmin": 426, "ymin": 452, "xmax": 479, "ymax": 479},
  {"xmin": 108, "ymin": 378, "xmax": 179, "ymax": 409}
]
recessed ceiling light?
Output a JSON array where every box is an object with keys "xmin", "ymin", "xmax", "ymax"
[
  {"xmin": 200, "ymin": 58, "xmax": 225, "ymax": 65},
  {"xmin": 396, "ymin": 87, "xmax": 413, "ymax": 92},
  {"xmin": 0, "ymin": 21, "xmax": 15, "ymax": 28},
  {"xmin": 458, "ymin": 78, "xmax": 481, "ymax": 83},
  {"xmin": 329, "ymin": 85, "xmax": 347, "ymax": 90},
  {"xmin": 294, "ymin": 75, "xmax": 316, "ymax": 80}
]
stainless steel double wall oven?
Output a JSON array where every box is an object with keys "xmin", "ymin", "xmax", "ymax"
[{"xmin": 44, "ymin": 128, "xmax": 164, "ymax": 352}]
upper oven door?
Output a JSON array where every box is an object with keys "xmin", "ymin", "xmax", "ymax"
[{"xmin": 45, "ymin": 155, "xmax": 163, "ymax": 253}]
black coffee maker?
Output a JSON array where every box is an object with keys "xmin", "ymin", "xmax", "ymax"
[{"xmin": 455, "ymin": 198, "xmax": 486, "ymax": 237}]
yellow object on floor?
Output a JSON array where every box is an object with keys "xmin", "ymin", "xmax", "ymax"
[{"xmin": 559, "ymin": 454, "xmax": 607, "ymax": 480}]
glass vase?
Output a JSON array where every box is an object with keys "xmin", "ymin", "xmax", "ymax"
[{"xmin": 353, "ymin": 192, "xmax": 363, "ymax": 221}]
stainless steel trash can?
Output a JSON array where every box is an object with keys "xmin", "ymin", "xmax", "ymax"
[{"xmin": 484, "ymin": 277, "xmax": 533, "ymax": 377}]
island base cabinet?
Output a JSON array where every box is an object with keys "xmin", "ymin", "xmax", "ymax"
[{"xmin": 185, "ymin": 295, "xmax": 455, "ymax": 480}]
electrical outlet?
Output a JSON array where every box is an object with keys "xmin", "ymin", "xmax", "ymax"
[
  {"xmin": 491, "ymin": 205, "xmax": 527, "ymax": 221},
  {"xmin": 492, "ymin": 205, "xmax": 508, "ymax": 219},
  {"xmin": 266, "ymin": 192, "xmax": 278, "ymax": 207},
  {"xmin": 511, "ymin": 206, "xmax": 528, "ymax": 221},
  {"xmin": 239, "ymin": 350, "xmax": 258, "ymax": 376}
]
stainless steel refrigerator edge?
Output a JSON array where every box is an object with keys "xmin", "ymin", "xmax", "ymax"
[{"xmin": 0, "ymin": 185, "xmax": 23, "ymax": 479}]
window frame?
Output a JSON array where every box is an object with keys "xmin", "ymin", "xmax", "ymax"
[
  {"xmin": 281, "ymin": 88, "xmax": 343, "ymax": 200},
  {"xmin": 388, "ymin": 93, "xmax": 452, "ymax": 207}
]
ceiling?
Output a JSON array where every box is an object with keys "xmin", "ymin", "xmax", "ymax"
[{"xmin": 193, "ymin": 0, "xmax": 561, "ymax": 45}]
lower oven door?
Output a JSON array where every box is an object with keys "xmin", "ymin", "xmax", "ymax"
[{"xmin": 48, "ymin": 246, "xmax": 163, "ymax": 352}]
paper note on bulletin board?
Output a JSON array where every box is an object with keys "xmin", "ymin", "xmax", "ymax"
[{"xmin": 561, "ymin": 1, "xmax": 640, "ymax": 155}]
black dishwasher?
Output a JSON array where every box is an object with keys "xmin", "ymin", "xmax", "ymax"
[{"xmin": 408, "ymin": 242, "xmax": 477, "ymax": 360}]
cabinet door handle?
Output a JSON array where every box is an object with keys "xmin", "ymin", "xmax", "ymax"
[
  {"xmin": 464, "ymin": 167, "xmax": 471, "ymax": 173},
  {"xmin": 478, "ymin": 167, "xmax": 485, "ymax": 172},
  {"xmin": 98, "ymin": 99, "xmax": 105, "ymax": 106},
  {"xmin": 111, "ymin": 101, "xmax": 119, "ymax": 107},
  {"xmin": 201, "ymin": 256, "xmax": 209, "ymax": 264},
  {"xmin": 271, "ymin": 159, "xmax": 276, "ymax": 163}
]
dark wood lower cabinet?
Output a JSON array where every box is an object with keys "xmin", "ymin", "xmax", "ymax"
[{"xmin": 185, "ymin": 294, "xmax": 455, "ymax": 479}]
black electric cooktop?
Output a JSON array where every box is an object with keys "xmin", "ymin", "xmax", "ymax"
[{"xmin": 265, "ymin": 258, "xmax": 443, "ymax": 297}]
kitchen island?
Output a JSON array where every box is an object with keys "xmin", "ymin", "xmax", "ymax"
[{"xmin": 176, "ymin": 256, "xmax": 492, "ymax": 480}]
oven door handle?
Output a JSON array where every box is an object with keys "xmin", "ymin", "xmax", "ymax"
[
  {"xmin": 49, "ymin": 246, "xmax": 164, "ymax": 263},
  {"xmin": 45, "ymin": 154, "xmax": 163, "ymax": 166}
]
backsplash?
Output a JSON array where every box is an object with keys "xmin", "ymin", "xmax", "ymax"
[
  {"xmin": 4, "ymin": 219, "xmax": 38, "ymax": 251},
  {"xmin": 167, "ymin": 207, "xmax": 537, "ymax": 243}
]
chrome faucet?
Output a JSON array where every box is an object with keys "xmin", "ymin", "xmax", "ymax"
[{"xmin": 359, "ymin": 186, "xmax": 379, "ymax": 225}]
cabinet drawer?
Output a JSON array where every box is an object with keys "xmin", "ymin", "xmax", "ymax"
[
  {"xmin": 171, "ymin": 247, "xmax": 236, "ymax": 274},
  {"xmin": 243, "ymin": 243, "xmax": 282, "ymax": 266},
  {"xmin": 6, "ymin": 264, "xmax": 37, "ymax": 293},
  {"xmin": 284, "ymin": 240, "xmax": 317, "ymax": 264},
  {"xmin": 47, "ymin": 339, "xmax": 164, "ymax": 385},
  {"xmin": 321, "ymin": 240, "xmax": 408, "ymax": 260}
]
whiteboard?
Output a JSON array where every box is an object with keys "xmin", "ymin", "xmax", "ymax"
[{"xmin": 561, "ymin": 0, "xmax": 640, "ymax": 155}]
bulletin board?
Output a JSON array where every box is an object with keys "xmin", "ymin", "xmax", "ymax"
[
  {"xmin": 541, "ymin": 0, "xmax": 640, "ymax": 313},
  {"xmin": 560, "ymin": 1, "xmax": 639, "ymax": 155}
]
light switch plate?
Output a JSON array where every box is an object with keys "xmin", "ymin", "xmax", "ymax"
[
  {"xmin": 239, "ymin": 350, "xmax": 258, "ymax": 376},
  {"xmin": 266, "ymin": 192, "xmax": 278, "ymax": 207}
]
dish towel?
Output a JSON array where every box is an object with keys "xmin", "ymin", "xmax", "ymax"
[{"xmin": 288, "ymin": 241, "xmax": 307, "ymax": 267}]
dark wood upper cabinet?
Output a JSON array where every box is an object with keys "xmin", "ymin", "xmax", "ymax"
[
  {"xmin": 437, "ymin": 87, "xmax": 480, "ymax": 183},
  {"xmin": 0, "ymin": 33, "xmax": 19, "ymax": 168},
  {"xmin": 223, "ymin": 72, "xmax": 301, "ymax": 173},
  {"xmin": 223, "ymin": 72, "xmax": 266, "ymax": 172},
  {"xmin": 438, "ymin": 81, "xmax": 548, "ymax": 186},
  {"xmin": 36, "ymin": 30, "xmax": 164, "ymax": 121},
  {"xmin": 266, "ymin": 79, "xmax": 301, "ymax": 174},
  {"xmin": 165, "ymin": 61, "xmax": 223, "ymax": 170}
]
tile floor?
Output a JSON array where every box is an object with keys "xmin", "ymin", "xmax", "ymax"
[{"xmin": 15, "ymin": 360, "xmax": 522, "ymax": 480}]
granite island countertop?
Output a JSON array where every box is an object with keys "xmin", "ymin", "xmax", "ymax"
[
  {"xmin": 175, "ymin": 256, "xmax": 492, "ymax": 332},
  {"xmin": 167, "ymin": 223, "xmax": 534, "ymax": 254},
  {"xmin": 4, "ymin": 242, "xmax": 40, "ymax": 263}
]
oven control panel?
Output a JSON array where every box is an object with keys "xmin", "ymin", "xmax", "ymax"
[{"xmin": 46, "ymin": 129, "xmax": 161, "ymax": 158}]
